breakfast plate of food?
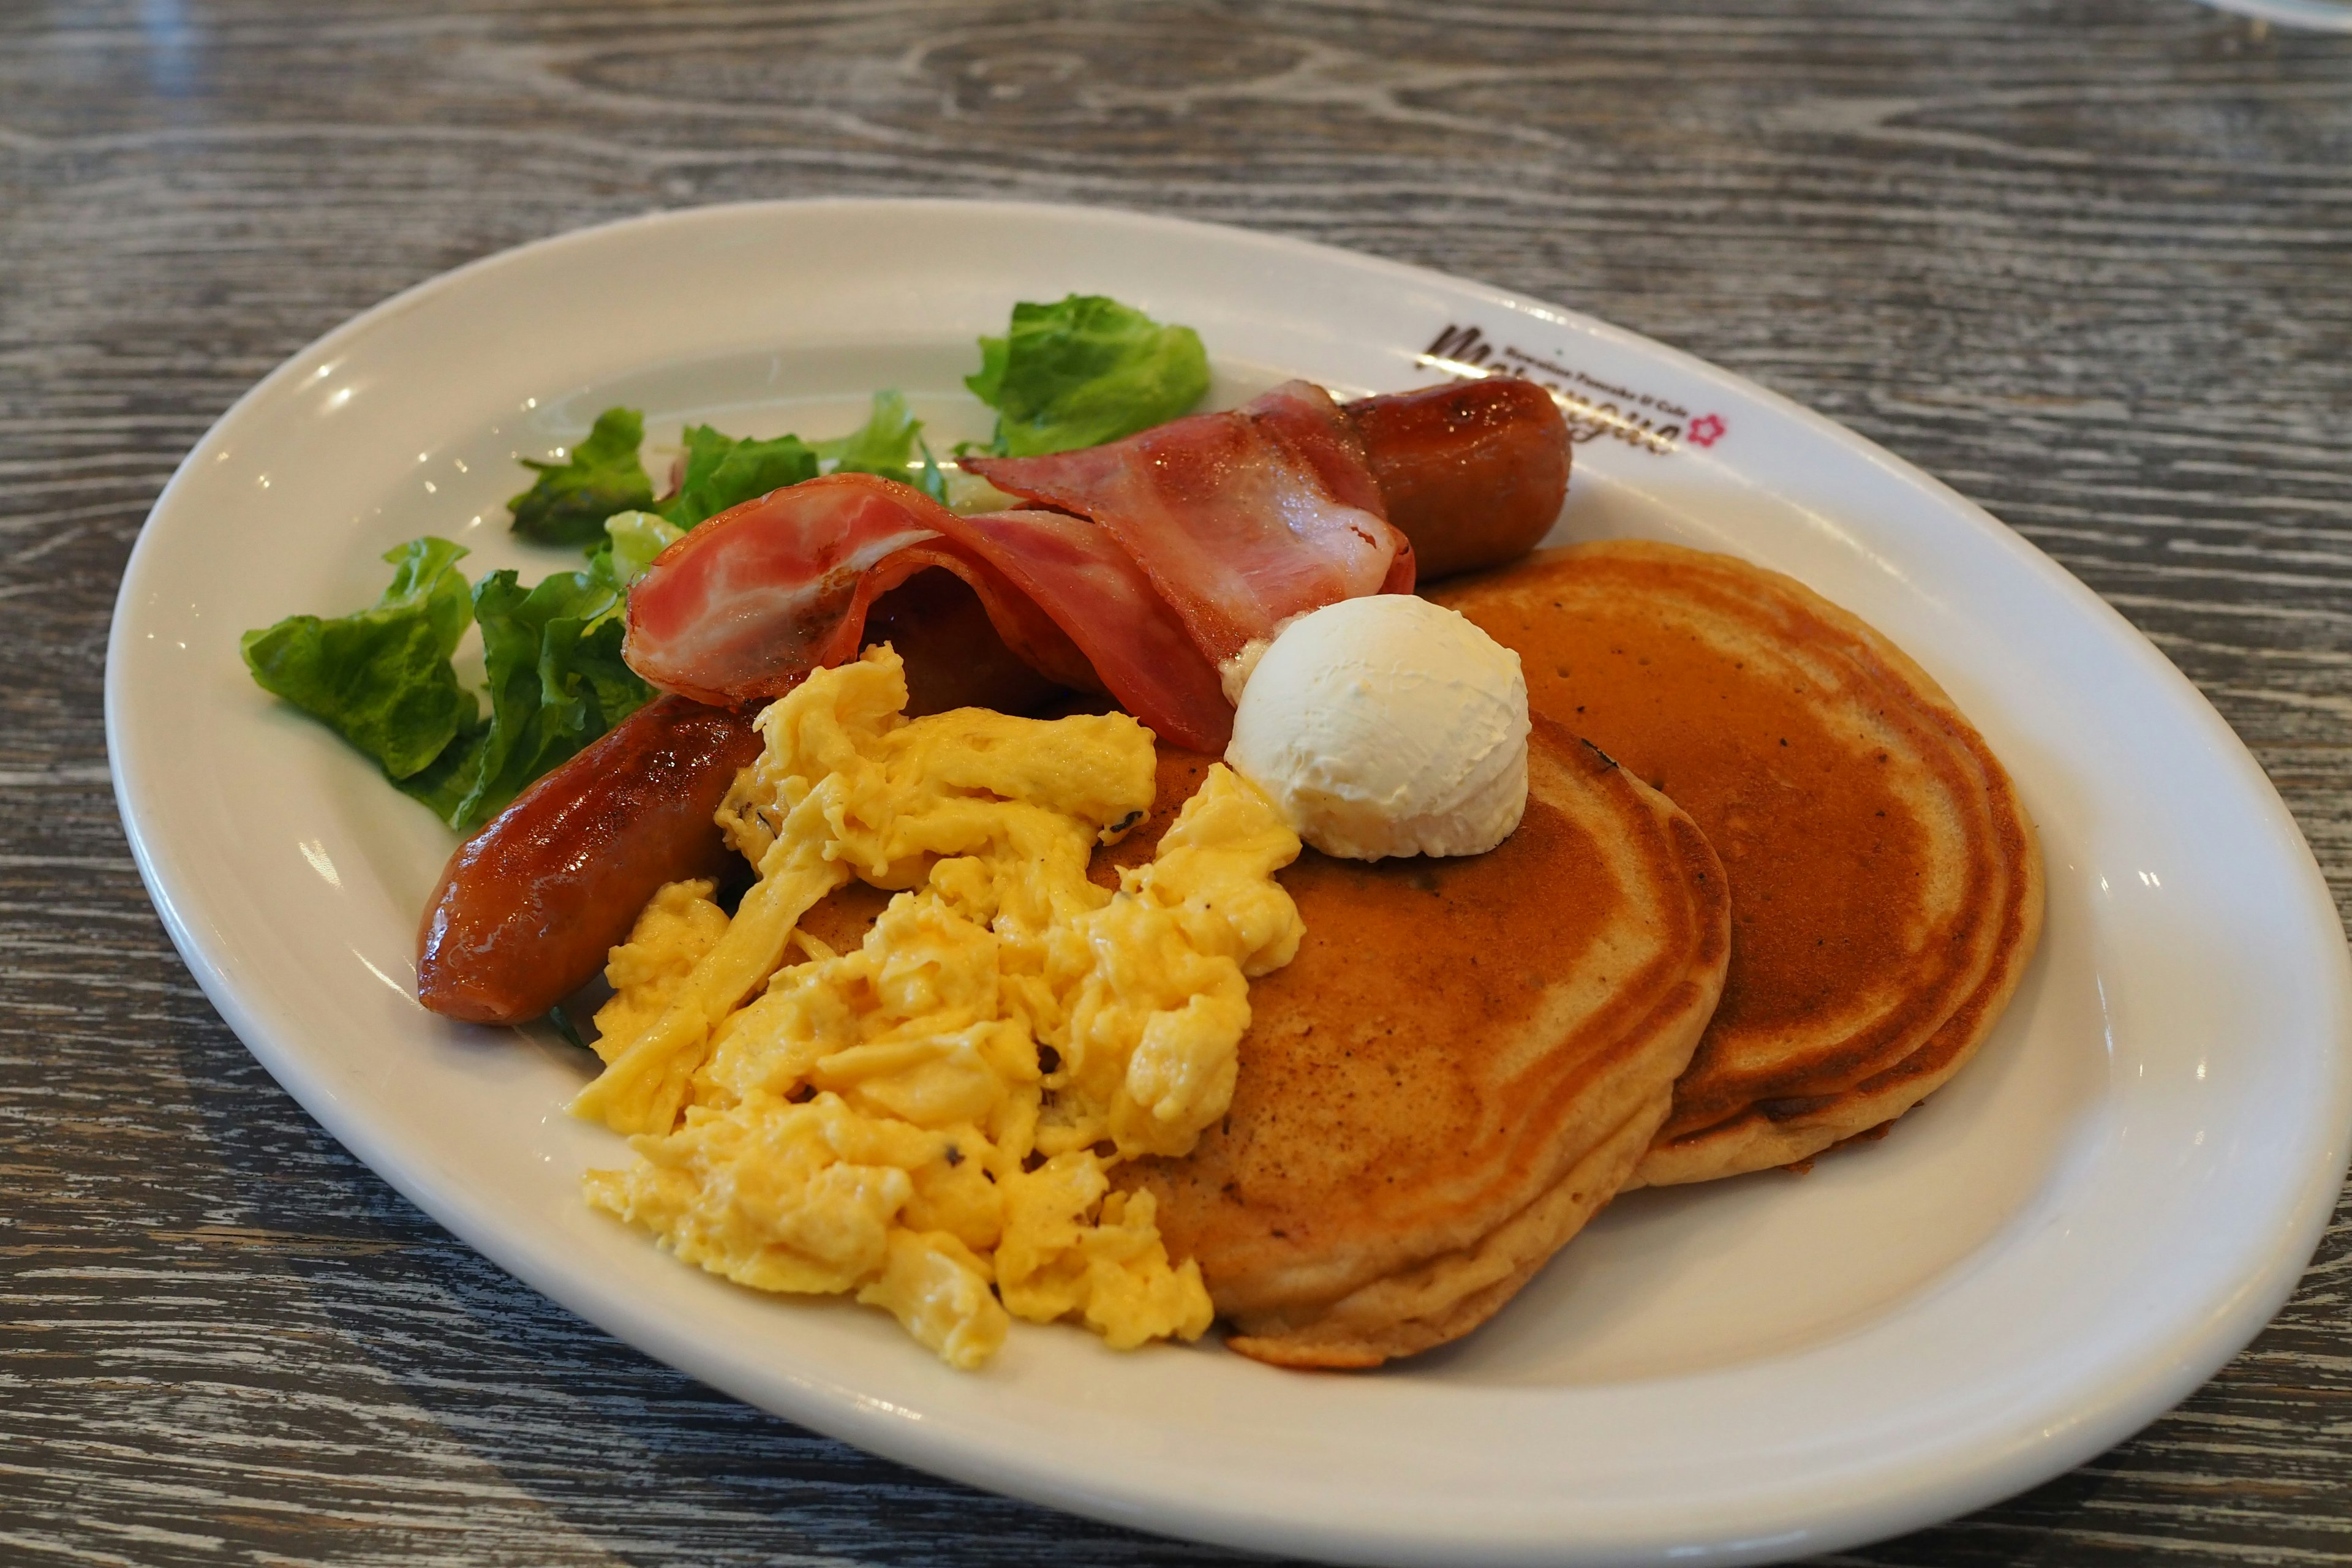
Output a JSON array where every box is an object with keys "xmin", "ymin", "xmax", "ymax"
[{"xmin": 106, "ymin": 199, "xmax": 2352, "ymax": 1565}]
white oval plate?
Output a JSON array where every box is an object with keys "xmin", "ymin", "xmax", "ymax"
[{"xmin": 107, "ymin": 200, "xmax": 2352, "ymax": 1567}]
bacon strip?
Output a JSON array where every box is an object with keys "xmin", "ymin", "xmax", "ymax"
[
  {"xmin": 623, "ymin": 473, "xmax": 1232, "ymax": 749},
  {"xmin": 961, "ymin": 380, "xmax": 1414, "ymax": 665},
  {"xmin": 625, "ymin": 385, "xmax": 1412, "ymax": 753},
  {"xmin": 933, "ymin": 508, "xmax": 1234, "ymax": 750},
  {"xmin": 622, "ymin": 475, "xmax": 941, "ymax": 705}
]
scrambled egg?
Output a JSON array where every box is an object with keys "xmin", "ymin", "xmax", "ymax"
[{"xmin": 573, "ymin": 646, "xmax": 1304, "ymax": 1368}]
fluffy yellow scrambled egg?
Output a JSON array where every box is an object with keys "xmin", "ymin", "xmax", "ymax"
[{"xmin": 572, "ymin": 646, "xmax": 1305, "ymax": 1368}]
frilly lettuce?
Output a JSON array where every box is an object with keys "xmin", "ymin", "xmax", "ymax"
[
  {"xmin": 440, "ymin": 560, "xmax": 649, "ymax": 829},
  {"xmin": 584, "ymin": 509, "xmax": 685, "ymax": 597},
  {"xmin": 966, "ymin": 295, "xmax": 1209, "ymax": 458},
  {"xmin": 507, "ymin": 408, "xmax": 656, "ymax": 548},
  {"xmin": 659, "ymin": 426, "xmax": 819, "ymax": 529},
  {"xmin": 246, "ymin": 513, "xmax": 677, "ymax": 834},
  {"xmin": 240, "ymin": 538, "xmax": 478, "ymax": 781},
  {"xmin": 818, "ymin": 389, "xmax": 948, "ymax": 503}
]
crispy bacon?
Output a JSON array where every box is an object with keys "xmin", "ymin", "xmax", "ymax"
[
  {"xmin": 622, "ymin": 473, "xmax": 1232, "ymax": 749},
  {"xmin": 622, "ymin": 475, "xmax": 940, "ymax": 705},
  {"xmin": 961, "ymin": 380, "xmax": 1413, "ymax": 665},
  {"xmin": 930, "ymin": 506, "xmax": 1234, "ymax": 750},
  {"xmin": 624, "ymin": 382, "xmax": 1419, "ymax": 753}
]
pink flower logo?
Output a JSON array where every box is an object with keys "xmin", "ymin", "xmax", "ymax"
[{"xmin": 1687, "ymin": 414, "xmax": 1727, "ymax": 448}]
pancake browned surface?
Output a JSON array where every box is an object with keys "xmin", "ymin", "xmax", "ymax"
[
  {"xmin": 1435, "ymin": 540, "xmax": 2045, "ymax": 1187},
  {"xmin": 1115, "ymin": 722, "xmax": 1729, "ymax": 1368}
]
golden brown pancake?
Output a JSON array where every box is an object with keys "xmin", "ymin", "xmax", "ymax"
[
  {"xmin": 1115, "ymin": 722, "xmax": 1730, "ymax": 1368},
  {"xmin": 1435, "ymin": 540, "xmax": 2045, "ymax": 1186}
]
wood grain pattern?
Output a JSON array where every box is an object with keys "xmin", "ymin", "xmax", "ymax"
[{"xmin": 6, "ymin": 1, "xmax": 2350, "ymax": 1562}]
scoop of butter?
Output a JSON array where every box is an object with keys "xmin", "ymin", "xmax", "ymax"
[{"xmin": 1224, "ymin": 595, "xmax": 1531, "ymax": 861}]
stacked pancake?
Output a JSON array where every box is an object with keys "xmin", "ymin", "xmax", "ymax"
[
  {"xmin": 1117, "ymin": 725, "xmax": 1730, "ymax": 1368},
  {"xmin": 1117, "ymin": 538, "xmax": 2041, "ymax": 1366},
  {"xmin": 1434, "ymin": 543, "xmax": 2044, "ymax": 1186}
]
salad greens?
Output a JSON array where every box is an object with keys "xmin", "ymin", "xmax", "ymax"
[
  {"xmin": 241, "ymin": 537, "xmax": 478, "ymax": 782},
  {"xmin": 587, "ymin": 509, "xmax": 686, "ymax": 592},
  {"xmin": 243, "ymin": 295, "xmax": 1205, "ymax": 834},
  {"xmin": 507, "ymin": 407, "xmax": 656, "ymax": 548},
  {"xmin": 965, "ymin": 294, "xmax": 1210, "ymax": 458},
  {"xmin": 817, "ymin": 388, "xmax": 947, "ymax": 503},
  {"xmin": 438, "ymin": 560, "xmax": 647, "ymax": 829},
  {"xmin": 244, "ymin": 514, "xmax": 684, "ymax": 832},
  {"xmin": 659, "ymin": 427, "xmax": 819, "ymax": 529}
]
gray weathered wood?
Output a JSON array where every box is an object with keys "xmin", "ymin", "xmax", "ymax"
[{"xmin": 5, "ymin": 1, "xmax": 2350, "ymax": 1562}]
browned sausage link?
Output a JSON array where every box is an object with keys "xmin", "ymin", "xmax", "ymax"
[
  {"xmin": 1345, "ymin": 378, "xmax": 1570, "ymax": 582},
  {"xmin": 416, "ymin": 695, "xmax": 764, "ymax": 1025}
]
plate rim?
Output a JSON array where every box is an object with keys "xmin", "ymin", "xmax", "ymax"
[{"xmin": 105, "ymin": 196, "xmax": 2352, "ymax": 1567}]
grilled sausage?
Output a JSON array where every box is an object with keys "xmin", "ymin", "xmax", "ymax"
[
  {"xmin": 416, "ymin": 696, "xmax": 763, "ymax": 1025},
  {"xmin": 1345, "ymin": 377, "xmax": 1570, "ymax": 581}
]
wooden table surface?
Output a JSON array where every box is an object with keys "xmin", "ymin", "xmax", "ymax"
[{"xmin": 9, "ymin": 1, "xmax": 2351, "ymax": 1562}]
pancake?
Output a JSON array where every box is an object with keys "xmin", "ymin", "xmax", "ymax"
[
  {"xmin": 1115, "ymin": 722, "xmax": 1730, "ymax": 1368},
  {"xmin": 1434, "ymin": 540, "xmax": 2044, "ymax": 1187}
]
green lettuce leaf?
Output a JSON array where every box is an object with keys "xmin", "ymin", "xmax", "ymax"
[
  {"xmin": 244, "ymin": 520, "xmax": 668, "ymax": 834},
  {"xmin": 967, "ymin": 334, "xmax": 1011, "ymax": 410},
  {"xmin": 581, "ymin": 510, "xmax": 686, "ymax": 600},
  {"xmin": 239, "ymin": 538, "xmax": 478, "ymax": 780},
  {"xmin": 658, "ymin": 425, "xmax": 819, "ymax": 529},
  {"xmin": 508, "ymin": 408, "xmax": 655, "ymax": 548},
  {"xmin": 390, "ymin": 714, "xmax": 490, "ymax": 825},
  {"xmin": 816, "ymin": 390, "xmax": 948, "ymax": 502},
  {"xmin": 443, "ymin": 564, "xmax": 650, "ymax": 832},
  {"xmin": 965, "ymin": 295, "xmax": 1210, "ymax": 458},
  {"xmin": 600, "ymin": 510, "xmax": 685, "ymax": 585}
]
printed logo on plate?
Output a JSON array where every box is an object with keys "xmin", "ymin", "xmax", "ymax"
[{"xmin": 1419, "ymin": 324, "xmax": 1727, "ymax": 456}]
